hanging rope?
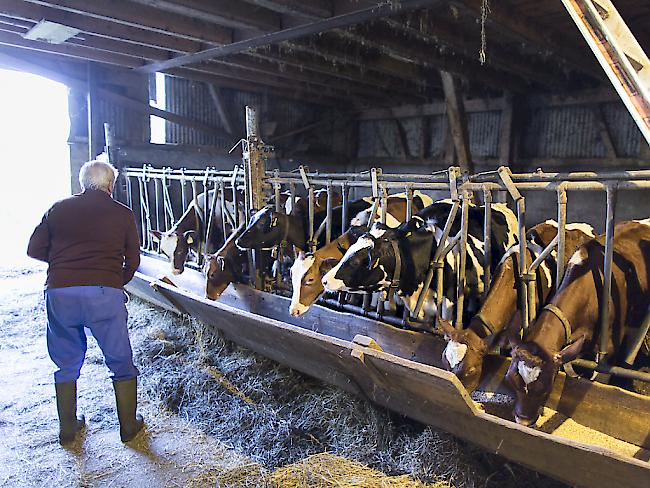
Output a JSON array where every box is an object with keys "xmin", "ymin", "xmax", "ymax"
[{"xmin": 479, "ymin": 0, "xmax": 491, "ymax": 65}]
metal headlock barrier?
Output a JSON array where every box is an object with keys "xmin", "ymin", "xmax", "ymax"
[
  {"xmin": 121, "ymin": 165, "xmax": 245, "ymax": 269},
  {"xmin": 118, "ymin": 161, "xmax": 650, "ymax": 386}
]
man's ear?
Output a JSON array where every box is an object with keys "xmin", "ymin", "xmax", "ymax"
[
  {"xmin": 320, "ymin": 257, "xmax": 339, "ymax": 276},
  {"xmin": 150, "ymin": 230, "xmax": 163, "ymax": 242},
  {"xmin": 184, "ymin": 230, "xmax": 197, "ymax": 245},
  {"xmin": 555, "ymin": 335, "xmax": 586, "ymax": 364}
]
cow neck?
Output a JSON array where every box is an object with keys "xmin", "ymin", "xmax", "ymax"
[
  {"xmin": 388, "ymin": 239, "xmax": 402, "ymax": 289},
  {"xmin": 284, "ymin": 212, "xmax": 307, "ymax": 250},
  {"xmin": 395, "ymin": 242, "xmax": 428, "ymax": 297},
  {"xmin": 469, "ymin": 313, "xmax": 499, "ymax": 339}
]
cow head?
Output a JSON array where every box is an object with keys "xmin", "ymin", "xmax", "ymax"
[
  {"xmin": 151, "ymin": 229, "xmax": 197, "ymax": 274},
  {"xmin": 204, "ymin": 254, "xmax": 236, "ymax": 300},
  {"xmin": 236, "ymin": 207, "xmax": 286, "ymax": 250},
  {"xmin": 505, "ymin": 335, "xmax": 585, "ymax": 426},
  {"xmin": 321, "ymin": 224, "xmax": 396, "ymax": 293},
  {"xmin": 439, "ymin": 319, "xmax": 489, "ymax": 393},
  {"xmin": 289, "ymin": 252, "xmax": 337, "ymax": 316}
]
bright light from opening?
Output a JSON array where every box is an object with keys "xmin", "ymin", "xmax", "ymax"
[
  {"xmin": 150, "ymin": 72, "xmax": 166, "ymax": 144},
  {"xmin": 0, "ymin": 69, "xmax": 70, "ymax": 267}
]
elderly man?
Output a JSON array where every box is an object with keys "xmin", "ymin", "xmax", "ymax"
[{"xmin": 27, "ymin": 160, "xmax": 144, "ymax": 445}]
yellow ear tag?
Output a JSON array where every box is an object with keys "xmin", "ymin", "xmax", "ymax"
[
  {"xmin": 405, "ymin": 231, "xmax": 412, "ymax": 237},
  {"xmin": 186, "ymin": 235, "xmax": 194, "ymax": 244},
  {"xmin": 372, "ymin": 258, "xmax": 380, "ymax": 269},
  {"xmin": 272, "ymin": 217, "xmax": 278, "ymax": 227}
]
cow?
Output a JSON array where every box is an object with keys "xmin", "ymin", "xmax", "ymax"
[
  {"xmin": 321, "ymin": 200, "xmax": 518, "ymax": 325},
  {"xmin": 236, "ymin": 192, "xmax": 432, "ymax": 252},
  {"xmin": 204, "ymin": 223, "xmax": 248, "ymax": 300},
  {"xmin": 285, "ymin": 188, "xmax": 342, "ymax": 216},
  {"xmin": 505, "ymin": 220, "xmax": 650, "ymax": 427},
  {"xmin": 440, "ymin": 220, "xmax": 595, "ymax": 393},
  {"xmin": 151, "ymin": 190, "xmax": 242, "ymax": 274},
  {"xmin": 288, "ymin": 193, "xmax": 433, "ymax": 316}
]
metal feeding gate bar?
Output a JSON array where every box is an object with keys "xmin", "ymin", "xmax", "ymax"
[{"xmin": 121, "ymin": 165, "xmax": 245, "ymax": 270}]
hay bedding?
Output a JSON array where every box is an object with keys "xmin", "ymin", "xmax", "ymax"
[{"xmin": 129, "ymin": 298, "xmax": 566, "ymax": 488}]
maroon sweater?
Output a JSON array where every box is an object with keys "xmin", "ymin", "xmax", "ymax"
[{"xmin": 27, "ymin": 189, "xmax": 141, "ymax": 289}]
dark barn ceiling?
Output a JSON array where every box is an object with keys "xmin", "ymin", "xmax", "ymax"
[{"xmin": 0, "ymin": 0, "xmax": 647, "ymax": 107}]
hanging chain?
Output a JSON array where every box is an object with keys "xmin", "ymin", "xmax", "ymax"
[{"xmin": 479, "ymin": 0, "xmax": 491, "ymax": 65}]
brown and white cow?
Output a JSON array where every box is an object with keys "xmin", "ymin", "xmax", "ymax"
[
  {"xmin": 288, "ymin": 192, "xmax": 433, "ymax": 317},
  {"xmin": 505, "ymin": 219, "xmax": 650, "ymax": 426},
  {"xmin": 441, "ymin": 220, "xmax": 595, "ymax": 393},
  {"xmin": 285, "ymin": 188, "xmax": 342, "ymax": 216},
  {"xmin": 204, "ymin": 223, "xmax": 248, "ymax": 300},
  {"xmin": 151, "ymin": 190, "xmax": 242, "ymax": 274}
]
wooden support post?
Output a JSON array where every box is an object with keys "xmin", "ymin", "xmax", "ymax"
[
  {"xmin": 394, "ymin": 118, "xmax": 409, "ymax": 159},
  {"xmin": 207, "ymin": 83, "xmax": 234, "ymax": 136},
  {"xmin": 443, "ymin": 122, "xmax": 456, "ymax": 164},
  {"xmin": 592, "ymin": 104, "xmax": 617, "ymax": 159},
  {"xmin": 440, "ymin": 71, "xmax": 473, "ymax": 173},
  {"xmin": 498, "ymin": 92, "xmax": 514, "ymax": 164}
]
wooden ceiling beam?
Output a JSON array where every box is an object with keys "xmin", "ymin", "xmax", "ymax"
[
  {"xmin": 451, "ymin": 0, "xmax": 601, "ymax": 80},
  {"xmin": 382, "ymin": 16, "xmax": 565, "ymax": 88},
  {"xmin": 22, "ymin": 0, "xmax": 232, "ymax": 45},
  {"xmin": 128, "ymin": 0, "xmax": 281, "ymax": 31},
  {"xmin": 0, "ymin": 0, "xmax": 202, "ymax": 53},
  {"xmin": 242, "ymin": 49, "xmax": 427, "ymax": 99},
  {"xmin": 241, "ymin": 0, "xmax": 332, "ymax": 19},
  {"xmin": 135, "ymin": 0, "xmax": 440, "ymax": 73},
  {"xmin": 0, "ymin": 30, "xmax": 361, "ymax": 106},
  {"xmin": 338, "ymin": 28, "xmax": 529, "ymax": 93},
  {"xmin": 284, "ymin": 38, "xmax": 429, "ymax": 89}
]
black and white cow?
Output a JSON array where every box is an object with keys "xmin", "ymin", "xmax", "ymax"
[
  {"xmin": 321, "ymin": 200, "xmax": 518, "ymax": 324},
  {"xmin": 236, "ymin": 192, "xmax": 432, "ymax": 252}
]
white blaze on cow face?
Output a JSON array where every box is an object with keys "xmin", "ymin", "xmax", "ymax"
[
  {"xmin": 444, "ymin": 341, "xmax": 468, "ymax": 369},
  {"xmin": 517, "ymin": 361, "xmax": 541, "ymax": 387},
  {"xmin": 160, "ymin": 234, "xmax": 182, "ymax": 273},
  {"xmin": 289, "ymin": 254, "xmax": 315, "ymax": 317},
  {"xmin": 322, "ymin": 236, "xmax": 374, "ymax": 292}
]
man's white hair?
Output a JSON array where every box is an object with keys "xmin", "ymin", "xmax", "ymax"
[{"xmin": 79, "ymin": 160, "xmax": 118, "ymax": 192}]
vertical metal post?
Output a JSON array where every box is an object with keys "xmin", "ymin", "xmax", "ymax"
[
  {"xmin": 231, "ymin": 166, "xmax": 240, "ymax": 228},
  {"xmin": 180, "ymin": 169, "xmax": 188, "ymax": 211},
  {"xmin": 219, "ymin": 179, "xmax": 228, "ymax": 239},
  {"xmin": 380, "ymin": 185, "xmax": 388, "ymax": 225},
  {"xmin": 154, "ymin": 177, "xmax": 161, "ymax": 234},
  {"xmin": 599, "ymin": 183, "xmax": 618, "ymax": 363},
  {"xmin": 455, "ymin": 190, "xmax": 470, "ymax": 328},
  {"xmin": 405, "ymin": 185, "xmax": 413, "ymax": 220},
  {"xmin": 498, "ymin": 166, "xmax": 529, "ymax": 331},
  {"xmin": 556, "ymin": 186, "xmax": 568, "ymax": 285},
  {"xmin": 326, "ymin": 180, "xmax": 333, "ymax": 244},
  {"xmin": 206, "ymin": 179, "xmax": 219, "ymax": 256},
  {"xmin": 288, "ymin": 182, "xmax": 296, "ymax": 216},
  {"xmin": 341, "ymin": 182, "xmax": 349, "ymax": 234},
  {"xmin": 274, "ymin": 181, "xmax": 283, "ymax": 288},
  {"xmin": 308, "ymin": 186, "xmax": 315, "ymax": 251},
  {"xmin": 126, "ymin": 174, "xmax": 133, "ymax": 210},
  {"xmin": 483, "ymin": 188, "xmax": 492, "ymax": 297}
]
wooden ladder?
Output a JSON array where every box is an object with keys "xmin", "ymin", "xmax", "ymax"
[{"xmin": 562, "ymin": 0, "xmax": 650, "ymax": 145}]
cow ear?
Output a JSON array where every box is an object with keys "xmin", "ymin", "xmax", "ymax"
[
  {"xmin": 554, "ymin": 335, "xmax": 585, "ymax": 364},
  {"xmin": 438, "ymin": 319, "xmax": 456, "ymax": 339},
  {"xmin": 184, "ymin": 230, "xmax": 196, "ymax": 244},
  {"xmin": 320, "ymin": 257, "xmax": 339, "ymax": 276},
  {"xmin": 150, "ymin": 230, "xmax": 162, "ymax": 242}
]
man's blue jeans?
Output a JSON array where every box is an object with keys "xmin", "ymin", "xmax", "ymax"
[{"xmin": 45, "ymin": 286, "xmax": 139, "ymax": 383}]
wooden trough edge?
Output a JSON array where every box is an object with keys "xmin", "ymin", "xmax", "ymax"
[{"xmin": 125, "ymin": 257, "xmax": 650, "ymax": 488}]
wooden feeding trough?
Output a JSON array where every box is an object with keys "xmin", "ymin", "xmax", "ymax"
[{"xmin": 127, "ymin": 254, "xmax": 650, "ymax": 488}]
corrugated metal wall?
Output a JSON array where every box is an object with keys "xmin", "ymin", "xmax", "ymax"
[
  {"xmin": 163, "ymin": 77, "xmax": 341, "ymax": 151},
  {"xmin": 359, "ymin": 101, "xmax": 642, "ymax": 160}
]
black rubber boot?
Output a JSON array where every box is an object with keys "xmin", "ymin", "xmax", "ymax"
[
  {"xmin": 113, "ymin": 378, "xmax": 144, "ymax": 442},
  {"xmin": 55, "ymin": 381, "xmax": 85, "ymax": 445}
]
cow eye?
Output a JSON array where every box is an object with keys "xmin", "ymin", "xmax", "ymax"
[{"xmin": 305, "ymin": 277, "xmax": 315, "ymax": 285}]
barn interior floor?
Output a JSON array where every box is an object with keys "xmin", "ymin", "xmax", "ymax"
[{"xmin": 0, "ymin": 265, "xmax": 566, "ymax": 487}]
